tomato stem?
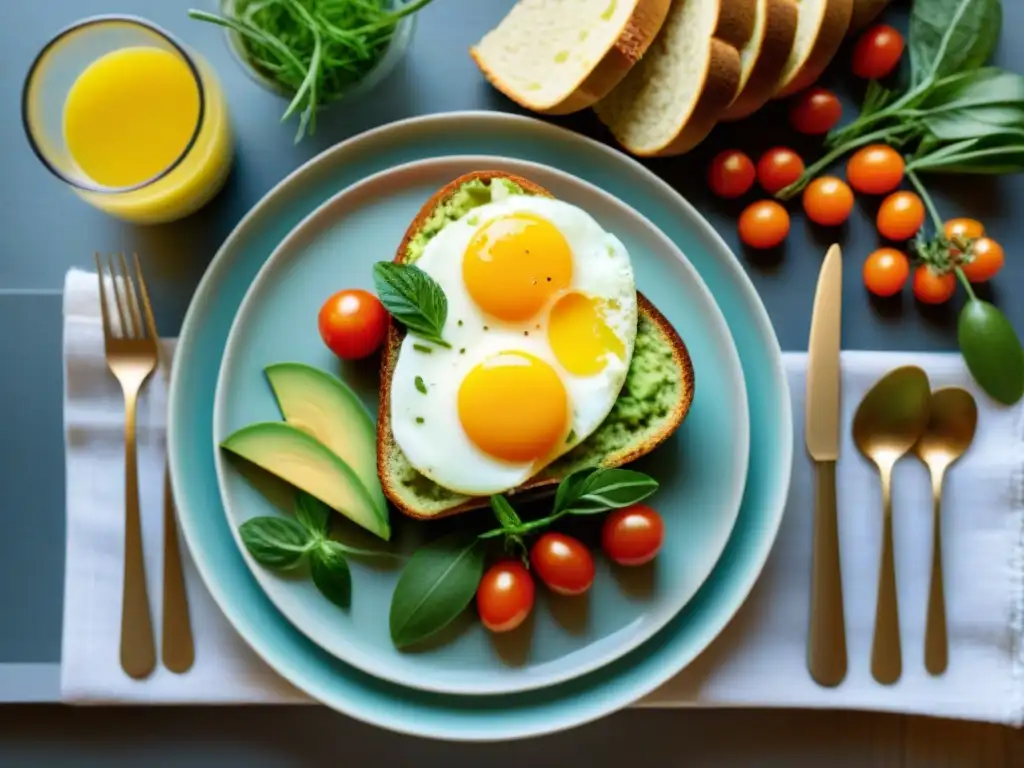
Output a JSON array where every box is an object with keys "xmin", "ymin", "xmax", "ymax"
[
  {"xmin": 905, "ymin": 168, "xmax": 945, "ymax": 233},
  {"xmin": 954, "ymin": 265, "xmax": 978, "ymax": 302}
]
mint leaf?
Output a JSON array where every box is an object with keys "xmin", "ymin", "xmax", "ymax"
[
  {"xmin": 490, "ymin": 495, "xmax": 522, "ymax": 529},
  {"xmin": 373, "ymin": 262, "xmax": 451, "ymax": 348},
  {"xmin": 294, "ymin": 491, "xmax": 330, "ymax": 536},
  {"xmin": 239, "ymin": 517, "xmax": 312, "ymax": 569},
  {"xmin": 311, "ymin": 541, "xmax": 351, "ymax": 608}
]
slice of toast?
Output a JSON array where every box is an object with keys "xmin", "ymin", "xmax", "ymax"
[
  {"xmin": 377, "ymin": 171, "xmax": 695, "ymax": 520},
  {"xmin": 470, "ymin": 0, "xmax": 672, "ymax": 116},
  {"xmin": 773, "ymin": 0, "xmax": 853, "ymax": 98},
  {"xmin": 721, "ymin": 0, "xmax": 799, "ymax": 121}
]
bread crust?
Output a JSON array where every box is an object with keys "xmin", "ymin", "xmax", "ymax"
[
  {"xmin": 776, "ymin": 0, "xmax": 854, "ymax": 98},
  {"xmin": 848, "ymin": 0, "xmax": 891, "ymax": 33},
  {"xmin": 716, "ymin": 0, "xmax": 759, "ymax": 50},
  {"xmin": 721, "ymin": 0, "xmax": 799, "ymax": 121},
  {"xmin": 469, "ymin": 0, "xmax": 671, "ymax": 116},
  {"xmin": 377, "ymin": 172, "xmax": 694, "ymax": 520}
]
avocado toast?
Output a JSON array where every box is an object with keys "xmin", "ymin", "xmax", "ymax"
[{"xmin": 378, "ymin": 171, "xmax": 695, "ymax": 519}]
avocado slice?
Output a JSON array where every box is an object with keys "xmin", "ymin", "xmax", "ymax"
[
  {"xmin": 220, "ymin": 421, "xmax": 390, "ymax": 541},
  {"xmin": 263, "ymin": 362, "xmax": 387, "ymax": 515}
]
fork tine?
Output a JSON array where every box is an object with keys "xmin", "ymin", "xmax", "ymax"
[
  {"xmin": 119, "ymin": 252, "xmax": 145, "ymax": 339},
  {"xmin": 109, "ymin": 253, "xmax": 132, "ymax": 338},
  {"xmin": 95, "ymin": 252, "xmax": 113, "ymax": 338},
  {"xmin": 133, "ymin": 253, "xmax": 160, "ymax": 347}
]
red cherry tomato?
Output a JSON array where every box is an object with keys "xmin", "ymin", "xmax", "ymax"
[
  {"xmin": 708, "ymin": 150, "xmax": 756, "ymax": 199},
  {"xmin": 601, "ymin": 505, "xmax": 665, "ymax": 566},
  {"xmin": 913, "ymin": 266, "xmax": 956, "ymax": 305},
  {"xmin": 961, "ymin": 237, "xmax": 1005, "ymax": 282},
  {"xmin": 788, "ymin": 88, "xmax": 843, "ymax": 135},
  {"xmin": 530, "ymin": 533, "xmax": 595, "ymax": 596},
  {"xmin": 846, "ymin": 144, "xmax": 905, "ymax": 195},
  {"xmin": 317, "ymin": 289, "xmax": 388, "ymax": 360},
  {"xmin": 877, "ymin": 191, "xmax": 926, "ymax": 241},
  {"xmin": 757, "ymin": 147, "xmax": 806, "ymax": 195},
  {"xmin": 802, "ymin": 176, "xmax": 855, "ymax": 226},
  {"xmin": 852, "ymin": 24, "xmax": 905, "ymax": 80},
  {"xmin": 944, "ymin": 218, "xmax": 985, "ymax": 241},
  {"xmin": 863, "ymin": 248, "xmax": 910, "ymax": 297},
  {"xmin": 476, "ymin": 560, "xmax": 535, "ymax": 633},
  {"xmin": 738, "ymin": 200, "xmax": 790, "ymax": 249}
]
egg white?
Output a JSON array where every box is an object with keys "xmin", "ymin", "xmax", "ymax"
[{"xmin": 389, "ymin": 194, "xmax": 638, "ymax": 496}]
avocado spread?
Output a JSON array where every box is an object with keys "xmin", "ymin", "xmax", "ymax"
[{"xmin": 393, "ymin": 178, "xmax": 683, "ymax": 506}]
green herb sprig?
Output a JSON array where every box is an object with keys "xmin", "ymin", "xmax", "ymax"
[
  {"xmin": 373, "ymin": 261, "xmax": 452, "ymax": 348},
  {"xmin": 188, "ymin": 0, "xmax": 435, "ymax": 142}
]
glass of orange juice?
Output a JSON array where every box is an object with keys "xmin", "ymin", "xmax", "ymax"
[{"xmin": 22, "ymin": 14, "xmax": 233, "ymax": 225}]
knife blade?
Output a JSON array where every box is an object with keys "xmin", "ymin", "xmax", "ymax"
[{"xmin": 806, "ymin": 243, "xmax": 847, "ymax": 687}]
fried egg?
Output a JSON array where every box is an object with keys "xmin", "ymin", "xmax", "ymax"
[{"xmin": 389, "ymin": 192, "xmax": 637, "ymax": 496}]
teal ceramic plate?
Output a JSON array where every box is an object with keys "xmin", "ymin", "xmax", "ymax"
[
  {"xmin": 213, "ymin": 156, "xmax": 749, "ymax": 696},
  {"xmin": 169, "ymin": 112, "xmax": 792, "ymax": 741}
]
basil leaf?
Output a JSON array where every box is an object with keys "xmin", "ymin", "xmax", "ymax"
[
  {"xmin": 239, "ymin": 517, "xmax": 312, "ymax": 569},
  {"xmin": 311, "ymin": 541, "xmax": 352, "ymax": 608},
  {"xmin": 389, "ymin": 532, "xmax": 485, "ymax": 648},
  {"xmin": 918, "ymin": 68, "xmax": 1024, "ymax": 113},
  {"xmin": 912, "ymin": 135, "xmax": 1024, "ymax": 174},
  {"xmin": 924, "ymin": 105, "xmax": 1024, "ymax": 142},
  {"xmin": 958, "ymin": 299, "xmax": 1024, "ymax": 404},
  {"xmin": 553, "ymin": 466, "xmax": 599, "ymax": 515},
  {"xmin": 490, "ymin": 495, "xmax": 522, "ymax": 529},
  {"xmin": 561, "ymin": 468, "xmax": 659, "ymax": 515},
  {"xmin": 372, "ymin": 262, "xmax": 450, "ymax": 347},
  {"xmin": 909, "ymin": 0, "xmax": 1002, "ymax": 89},
  {"xmin": 294, "ymin": 491, "xmax": 330, "ymax": 536}
]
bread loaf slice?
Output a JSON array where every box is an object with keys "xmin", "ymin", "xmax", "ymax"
[
  {"xmin": 594, "ymin": 0, "xmax": 756, "ymax": 157},
  {"xmin": 377, "ymin": 172, "xmax": 695, "ymax": 520},
  {"xmin": 848, "ymin": 0, "xmax": 891, "ymax": 33},
  {"xmin": 470, "ymin": 0, "xmax": 671, "ymax": 115},
  {"xmin": 774, "ymin": 0, "xmax": 853, "ymax": 98},
  {"xmin": 721, "ymin": 0, "xmax": 799, "ymax": 121}
]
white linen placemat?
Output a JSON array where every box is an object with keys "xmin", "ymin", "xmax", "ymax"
[{"xmin": 60, "ymin": 268, "xmax": 1024, "ymax": 724}]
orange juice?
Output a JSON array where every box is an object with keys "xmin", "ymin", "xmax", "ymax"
[{"xmin": 63, "ymin": 45, "xmax": 232, "ymax": 224}]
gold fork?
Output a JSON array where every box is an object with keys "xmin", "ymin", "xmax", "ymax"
[{"xmin": 96, "ymin": 252, "xmax": 158, "ymax": 680}]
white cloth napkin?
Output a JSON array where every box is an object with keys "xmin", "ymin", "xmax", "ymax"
[{"xmin": 60, "ymin": 268, "xmax": 1024, "ymax": 723}]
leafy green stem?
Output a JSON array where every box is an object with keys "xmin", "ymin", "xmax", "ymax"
[{"xmin": 905, "ymin": 168, "xmax": 945, "ymax": 232}]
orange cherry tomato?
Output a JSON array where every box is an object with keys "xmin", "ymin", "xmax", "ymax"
[
  {"xmin": 788, "ymin": 88, "xmax": 843, "ymax": 135},
  {"xmin": 756, "ymin": 147, "xmax": 806, "ymax": 195},
  {"xmin": 530, "ymin": 533, "xmax": 595, "ymax": 596},
  {"xmin": 708, "ymin": 150, "xmax": 756, "ymax": 199},
  {"xmin": 852, "ymin": 24, "xmax": 905, "ymax": 80},
  {"xmin": 803, "ymin": 176, "xmax": 855, "ymax": 226},
  {"xmin": 318, "ymin": 289, "xmax": 388, "ymax": 360},
  {"xmin": 601, "ymin": 505, "xmax": 665, "ymax": 566},
  {"xmin": 944, "ymin": 218, "xmax": 986, "ymax": 241},
  {"xmin": 863, "ymin": 248, "xmax": 910, "ymax": 297},
  {"xmin": 961, "ymin": 237, "xmax": 1005, "ymax": 282},
  {"xmin": 846, "ymin": 145, "xmax": 905, "ymax": 195},
  {"xmin": 913, "ymin": 266, "xmax": 956, "ymax": 304},
  {"xmin": 738, "ymin": 200, "xmax": 790, "ymax": 249},
  {"xmin": 476, "ymin": 560, "xmax": 535, "ymax": 633},
  {"xmin": 877, "ymin": 191, "xmax": 926, "ymax": 241}
]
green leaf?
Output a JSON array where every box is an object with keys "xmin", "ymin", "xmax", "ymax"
[
  {"xmin": 918, "ymin": 68, "xmax": 1024, "ymax": 113},
  {"xmin": 559, "ymin": 468, "xmax": 659, "ymax": 515},
  {"xmin": 389, "ymin": 532, "xmax": 485, "ymax": 648},
  {"xmin": 239, "ymin": 516, "xmax": 312, "ymax": 569},
  {"xmin": 552, "ymin": 467, "xmax": 599, "ymax": 514},
  {"xmin": 294, "ymin": 491, "xmax": 330, "ymax": 536},
  {"xmin": 912, "ymin": 137, "xmax": 1024, "ymax": 173},
  {"xmin": 310, "ymin": 541, "xmax": 352, "ymax": 608},
  {"xmin": 372, "ymin": 262, "xmax": 450, "ymax": 347},
  {"xmin": 490, "ymin": 495, "xmax": 522, "ymax": 529},
  {"xmin": 958, "ymin": 299, "xmax": 1024, "ymax": 404},
  {"xmin": 924, "ymin": 105, "xmax": 1024, "ymax": 141},
  {"xmin": 909, "ymin": 0, "xmax": 1002, "ymax": 89}
]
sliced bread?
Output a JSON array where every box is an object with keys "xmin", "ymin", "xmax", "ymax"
[
  {"xmin": 377, "ymin": 172, "xmax": 695, "ymax": 520},
  {"xmin": 721, "ymin": 0, "xmax": 799, "ymax": 121},
  {"xmin": 594, "ymin": 0, "xmax": 754, "ymax": 156},
  {"xmin": 774, "ymin": 0, "xmax": 853, "ymax": 98},
  {"xmin": 848, "ymin": 0, "xmax": 891, "ymax": 33},
  {"xmin": 470, "ymin": 0, "xmax": 671, "ymax": 116}
]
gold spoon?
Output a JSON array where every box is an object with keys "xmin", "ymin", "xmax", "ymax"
[
  {"xmin": 912, "ymin": 387, "xmax": 977, "ymax": 676},
  {"xmin": 852, "ymin": 366, "xmax": 932, "ymax": 685}
]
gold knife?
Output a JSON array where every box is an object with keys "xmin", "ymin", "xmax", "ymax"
[{"xmin": 806, "ymin": 243, "xmax": 847, "ymax": 687}]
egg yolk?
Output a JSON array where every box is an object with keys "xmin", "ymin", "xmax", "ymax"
[
  {"xmin": 463, "ymin": 213, "xmax": 573, "ymax": 321},
  {"xmin": 548, "ymin": 292, "xmax": 625, "ymax": 376},
  {"xmin": 458, "ymin": 352, "xmax": 568, "ymax": 463}
]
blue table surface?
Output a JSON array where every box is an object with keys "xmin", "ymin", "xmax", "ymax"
[{"xmin": 1, "ymin": 0, "xmax": 1022, "ymax": 761}]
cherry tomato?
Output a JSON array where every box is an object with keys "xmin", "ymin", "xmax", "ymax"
[
  {"xmin": 318, "ymin": 289, "xmax": 388, "ymax": 360},
  {"xmin": 961, "ymin": 237, "xmax": 1005, "ymax": 282},
  {"xmin": 601, "ymin": 505, "xmax": 665, "ymax": 566},
  {"xmin": 846, "ymin": 145, "xmax": 905, "ymax": 195},
  {"xmin": 708, "ymin": 150, "xmax": 756, "ymax": 199},
  {"xmin": 863, "ymin": 248, "xmax": 910, "ymax": 297},
  {"xmin": 530, "ymin": 533, "xmax": 595, "ymax": 596},
  {"xmin": 944, "ymin": 218, "xmax": 985, "ymax": 241},
  {"xmin": 738, "ymin": 200, "xmax": 790, "ymax": 249},
  {"xmin": 802, "ymin": 176, "xmax": 855, "ymax": 226},
  {"xmin": 788, "ymin": 88, "xmax": 843, "ymax": 135},
  {"xmin": 757, "ymin": 148, "xmax": 806, "ymax": 195},
  {"xmin": 877, "ymin": 191, "xmax": 926, "ymax": 241},
  {"xmin": 852, "ymin": 24, "xmax": 905, "ymax": 80},
  {"xmin": 913, "ymin": 265, "xmax": 956, "ymax": 304},
  {"xmin": 476, "ymin": 560, "xmax": 535, "ymax": 633}
]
